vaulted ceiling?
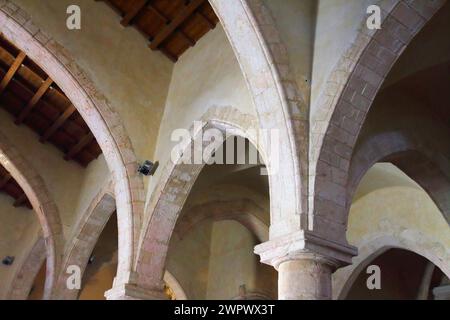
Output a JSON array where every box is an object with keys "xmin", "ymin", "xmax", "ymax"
[{"xmin": 97, "ymin": 0, "xmax": 220, "ymax": 62}]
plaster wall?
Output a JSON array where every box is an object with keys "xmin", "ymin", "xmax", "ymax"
[
  {"xmin": 167, "ymin": 220, "xmax": 213, "ymax": 300},
  {"xmin": 333, "ymin": 164, "xmax": 450, "ymax": 296},
  {"xmin": 0, "ymin": 195, "xmax": 39, "ymax": 298},
  {"xmin": 12, "ymin": 0, "xmax": 173, "ymax": 173},
  {"xmin": 0, "ymin": 107, "xmax": 108, "ymax": 237},
  {"xmin": 148, "ymin": 26, "xmax": 254, "ymax": 204},
  {"xmin": 262, "ymin": 0, "xmax": 316, "ymax": 103},
  {"xmin": 311, "ymin": 0, "xmax": 379, "ymax": 113},
  {"xmin": 206, "ymin": 220, "xmax": 276, "ymax": 299}
]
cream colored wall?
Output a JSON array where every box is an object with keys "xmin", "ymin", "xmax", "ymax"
[
  {"xmin": 348, "ymin": 163, "xmax": 450, "ymax": 248},
  {"xmin": 347, "ymin": 167, "xmax": 450, "ymax": 248},
  {"xmin": 0, "ymin": 107, "xmax": 107, "ymax": 237},
  {"xmin": 167, "ymin": 220, "xmax": 213, "ymax": 300},
  {"xmin": 263, "ymin": 0, "xmax": 316, "ymax": 102},
  {"xmin": 13, "ymin": 0, "xmax": 173, "ymax": 172},
  {"xmin": 206, "ymin": 220, "xmax": 276, "ymax": 299},
  {"xmin": 333, "ymin": 163, "xmax": 450, "ymax": 293},
  {"xmin": 148, "ymin": 25, "xmax": 254, "ymax": 202},
  {"xmin": 311, "ymin": 0, "xmax": 379, "ymax": 112},
  {"xmin": 0, "ymin": 194, "xmax": 39, "ymax": 298}
]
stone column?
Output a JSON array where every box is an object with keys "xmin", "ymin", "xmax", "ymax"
[{"xmin": 255, "ymin": 230, "xmax": 357, "ymax": 300}]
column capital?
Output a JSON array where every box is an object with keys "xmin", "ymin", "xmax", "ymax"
[{"xmin": 254, "ymin": 230, "xmax": 357, "ymax": 270}]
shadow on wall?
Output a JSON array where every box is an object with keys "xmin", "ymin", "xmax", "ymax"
[{"xmin": 345, "ymin": 249, "xmax": 446, "ymax": 300}]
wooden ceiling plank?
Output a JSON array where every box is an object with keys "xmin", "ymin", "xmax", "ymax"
[
  {"xmin": 121, "ymin": 0, "xmax": 148, "ymax": 27},
  {"xmin": 40, "ymin": 104, "xmax": 76, "ymax": 143},
  {"xmin": 159, "ymin": 47, "xmax": 178, "ymax": 62},
  {"xmin": 178, "ymin": 30, "xmax": 195, "ymax": 47},
  {"xmin": 0, "ymin": 51, "xmax": 26, "ymax": 95},
  {"xmin": 16, "ymin": 77, "xmax": 53, "ymax": 125},
  {"xmin": 148, "ymin": 3, "xmax": 168, "ymax": 23},
  {"xmin": 148, "ymin": 3, "xmax": 195, "ymax": 47},
  {"xmin": 149, "ymin": 0, "xmax": 205, "ymax": 50},
  {"xmin": 196, "ymin": 11, "xmax": 215, "ymax": 30},
  {"xmin": 64, "ymin": 132, "xmax": 94, "ymax": 161},
  {"xmin": 0, "ymin": 173, "xmax": 12, "ymax": 189}
]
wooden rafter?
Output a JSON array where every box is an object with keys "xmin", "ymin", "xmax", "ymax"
[
  {"xmin": 16, "ymin": 77, "xmax": 53, "ymax": 125},
  {"xmin": 64, "ymin": 132, "xmax": 94, "ymax": 161},
  {"xmin": 0, "ymin": 173, "xmax": 11, "ymax": 189},
  {"xmin": 196, "ymin": 11, "xmax": 215, "ymax": 30},
  {"xmin": 149, "ymin": 0, "xmax": 205, "ymax": 50},
  {"xmin": 40, "ymin": 104, "xmax": 77, "ymax": 143},
  {"xmin": 148, "ymin": 3, "xmax": 195, "ymax": 47},
  {"xmin": 121, "ymin": 0, "xmax": 148, "ymax": 26},
  {"xmin": 0, "ymin": 51, "xmax": 26, "ymax": 95}
]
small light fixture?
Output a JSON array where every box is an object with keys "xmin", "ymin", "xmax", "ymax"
[
  {"xmin": 2, "ymin": 256, "xmax": 14, "ymax": 266},
  {"xmin": 138, "ymin": 160, "xmax": 159, "ymax": 176},
  {"xmin": 88, "ymin": 255, "xmax": 95, "ymax": 264}
]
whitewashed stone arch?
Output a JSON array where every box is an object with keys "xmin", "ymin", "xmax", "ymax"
[
  {"xmin": 7, "ymin": 236, "xmax": 46, "ymax": 300},
  {"xmin": 0, "ymin": 1, "xmax": 145, "ymax": 287},
  {"xmin": 0, "ymin": 130, "xmax": 61, "ymax": 299},
  {"xmin": 312, "ymin": 0, "xmax": 447, "ymax": 243},
  {"xmin": 135, "ymin": 108, "xmax": 268, "ymax": 294},
  {"xmin": 210, "ymin": 0, "xmax": 308, "ymax": 237},
  {"xmin": 175, "ymin": 199, "xmax": 269, "ymax": 243},
  {"xmin": 55, "ymin": 182, "xmax": 116, "ymax": 300},
  {"xmin": 348, "ymin": 131, "xmax": 450, "ymax": 224},
  {"xmin": 333, "ymin": 233, "xmax": 450, "ymax": 299}
]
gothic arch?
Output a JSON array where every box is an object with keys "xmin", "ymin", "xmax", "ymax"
[
  {"xmin": 348, "ymin": 131, "xmax": 450, "ymax": 224},
  {"xmin": 175, "ymin": 199, "xmax": 269, "ymax": 243},
  {"xmin": 312, "ymin": 0, "xmax": 447, "ymax": 242},
  {"xmin": 134, "ymin": 108, "xmax": 268, "ymax": 294},
  {"xmin": 0, "ymin": 2, "xmax": 144, "ymax": 285},
  {"xmin": 333, "ymin": 233, "xmax": 450, "ymax": 299},
  {"xmin": 55, "ymin": 183, "xmax": 116, "ymax": 300},
  {"xmin": 7, "ymin": 236, "xmax": 46, "ymax": 300},
  {"xmin": 0, "ymin": 130, "xmax": 62, "ymax": 299},
  {"xmin": 210, "ymin": 0, "xmax": 308, "ymax": 237}
]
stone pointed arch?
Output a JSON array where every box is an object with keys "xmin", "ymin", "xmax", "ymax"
[
  {"xmin": 175, "ymin": 199, "xmax": 269, "ymax": 243},
  {"xmin": 0, "ymin": 1, "xmax": 144, "ymax": 286},
  {"xmin": 55, "ymin": 182, "xmax": 116, "ymax": 300},
  {"xmin": 333, "ymin": 233, "xmax": 450, "ymax": 299},
  {"xmin": 134, "ymin": 108, "xmax": 267, "ymax": 294},
  {"xmin": 312, "ymin": 0, "xmax": 447, "ymax": 243},
  {"xmin": 0, "ymin": 130, "xmax": 62, "ymax": 299},
  {"xmin": 209, "ymin": 0, "xmax": 308, "ymax": 237},
  {"xmin": 348, "ymin": 131, "xmax": 450, "ymax": 224},
  {"xmin": 7, "ymin": 235, "xmax": 46, "ymax": 300}
]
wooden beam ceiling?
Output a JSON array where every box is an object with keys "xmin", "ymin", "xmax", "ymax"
[
  {"xmin": 0, "ymin": 35, "xmax": 102, "ymax": 167},
  {"xmin": 97, "ymin": 0, "xmax": 219, "ymax": 62},
  {"xmin": 149, "ymin": 0, "xmax": 205, "ymax": 50}
]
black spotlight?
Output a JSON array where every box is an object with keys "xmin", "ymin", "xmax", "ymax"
[
  {"xmin": 2, "ymin": 256, "xmax": 14, "ymax": 266},
  {"xmin": 138, "ymin": 160, "xmax": 159, "ymax": 176},
  {"xmin": 88, "ymin": 255, "xmax": 95, "ymax": 264}
]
